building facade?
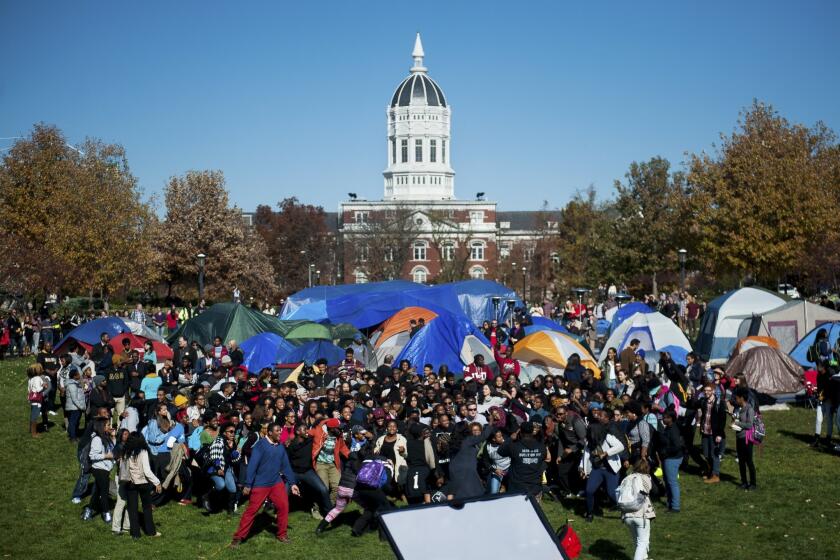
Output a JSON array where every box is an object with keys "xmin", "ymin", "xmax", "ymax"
[{"xmin": 338, "ymin": 34, "xmax": 553, "ymax": 290}]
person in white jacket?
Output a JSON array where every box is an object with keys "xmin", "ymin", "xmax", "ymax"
[
  {"xmin": 580, "ymin": 408, "xmax": 625, "ymax": 522},
  {"xmin": 621, "ymin": 460, "xmax": 656, "ymax": 560},
  {"xmin": 119, "ymin": 432, "xmax": 162, "ymax": 539}
]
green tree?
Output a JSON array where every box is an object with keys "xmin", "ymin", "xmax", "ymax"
[
  {"xmin": 686, "ymin": 100, "xmax": 839, "ymax": 285},
  {"xmin": 612, "ymin": 157, "xmax": 687, "ymax": 295}
]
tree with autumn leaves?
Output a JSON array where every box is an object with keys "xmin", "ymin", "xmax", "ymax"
[
  {"xmin": 0, "ymin": 124, "xmax": 158, "ymax": 302},
  {"xmin": 155, "ymin": 170, "xmax": 277, "ymax": 302}
]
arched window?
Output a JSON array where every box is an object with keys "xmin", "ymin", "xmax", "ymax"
[
  {"xmin": 412, "ymin": 240, "xmax": 428, "ymax": 261},
  {"xmin": 411, "ymin": 266, "xmax": 429, "ymax": 284},
  {"xmin": 470, "ymin": 240, "xmax": 486, "ymax": 261},
  {"xmin": 469, "ymin": 265, "xmax": 486, "ymax": 280}
]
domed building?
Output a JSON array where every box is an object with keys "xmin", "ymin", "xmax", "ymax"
[{"xmin": 335, "ymin": 34, "xmax": 555, "ymax": 291}]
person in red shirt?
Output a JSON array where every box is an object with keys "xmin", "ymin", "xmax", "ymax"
[
  {"xmin": 464, "ymin": 355, "xmax": 493, "ymax": 384},
  {"xmin": 493, "ymin": 345, "xmax": 520, "ymax": 380}
]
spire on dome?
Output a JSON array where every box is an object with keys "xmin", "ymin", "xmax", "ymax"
[{"xmin": 410, "ymin": 32, "xmax": 427, "ymax": 73}]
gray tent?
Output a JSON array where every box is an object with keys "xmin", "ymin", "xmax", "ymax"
[
  {"xmin": 737, "ymin": 300, "xmax": 840, "ymax": 353},
  {"xmin": 725, "ymin": 346, "xmax": 804, "ymax": 395}
]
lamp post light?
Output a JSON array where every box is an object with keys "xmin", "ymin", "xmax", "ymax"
[
  {"xmin": 521, "ymin": 266, "xmax": 527, "ymax": 304},
  {"xmin": 196, "ymin": 253, "xmax": 206, "ymax": 301},
  {"xmin": 308, "ymin": 264, "xmax": 315, "ymax": 288},
  {"xmin": 315, "ymin": 270, "xmax": 321, "ymax": 286},
  {"xmin": 678, "ymin": 249, "xmax": 688, "ymax": 292}
]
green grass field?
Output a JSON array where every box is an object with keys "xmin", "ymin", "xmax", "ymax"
[{"xmin": 1, "ymin": 357, "xmax": 838, "ymax": 559}]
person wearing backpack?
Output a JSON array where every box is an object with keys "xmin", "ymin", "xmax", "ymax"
[
  {"xmin": 351, "ymin": 457, "xmax": 395, "ymax": 537},
  {"xmin": 619, "ymin": 459, "xmax": 656, "ymax": 560},
  {"xmin": 731, "ymin": 388, "xmax": 757, "ymax": 490},
  {"xmin": 316, "ymin": 427, "xmax": 371, "ymax": 535}
]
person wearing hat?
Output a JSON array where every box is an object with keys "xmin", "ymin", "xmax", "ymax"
[
  {"xmin": 498, "ymin": 421, "xmax": 550, "ymax": 500},
  {"xmin": 89, "ymin": 374, "xmax": 115, "ymax": 422},
  {"xmin": 311, "ymin": 417, "xmax": 350, "ymax": 506}
]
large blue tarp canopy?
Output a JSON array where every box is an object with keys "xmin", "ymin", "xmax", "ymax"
[
  {"xmin": 284, "ymin": 340, "xmax": 346, "ymax": 365},
  {"xmin": 240, "ymin": 333, "xmax": 298, "ymax": 372},
  {"xmin": 280, "ymin": 280, "xmax": 522, "ymax": 328},
  {"xmin": 55, "ymin": 317, "xmax": 131, "ymax": 351},
  {"xmin": 396, "ymin": 311, "xmax": 491, "ymax": 375}
]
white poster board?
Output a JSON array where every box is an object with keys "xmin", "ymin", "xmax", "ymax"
[{"xmin": 378, "ymin": 493, "xmax": 568, "ymax": 560}]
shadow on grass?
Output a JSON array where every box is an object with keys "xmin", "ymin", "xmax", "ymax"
[
  {"xmin": 777, "ymin": 429, "xmax": 816, "ymax": 445},
  {"xmin": 588, "ymin": 538, "xmax": 631, "ymax": 560}
]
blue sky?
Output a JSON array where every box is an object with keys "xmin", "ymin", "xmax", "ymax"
[{"xmin": 2, "ymin": 1, "xmax": 838, "ymax": 212}]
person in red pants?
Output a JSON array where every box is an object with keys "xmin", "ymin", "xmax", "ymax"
[{"xmin": 231, "ymin": 422, "xmax": 300, "ymax": 546}]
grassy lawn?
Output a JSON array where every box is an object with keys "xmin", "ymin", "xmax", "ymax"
[{"xmin": 1, "ymin": 356, "xmax": 838, "ymax": 559}]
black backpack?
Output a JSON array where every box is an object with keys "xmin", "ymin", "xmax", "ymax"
[{"xmin": 79, "ymin": 436, "xmax": 95, "ymax": 474}]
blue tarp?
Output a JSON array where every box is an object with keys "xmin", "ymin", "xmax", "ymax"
[
  {"xmin": 396, "ymin": 312, "xmax": 491, "ymax": 375},
  {"xmin": 240, "ymin": 333, "xmax": 297, "ymax": 372},
  {"xmin": 280, "ymin": 280, "xmax": 523, "ymax": 328},
  {"xmin": 610, "ymin": 302, "xmax": 654, "ymax": 334},
  {"xmin": 283, "ymin": 340, "xmax": 346, "ymax": 365},
  {"xmin": 596, "ymin": 319, "xmax": 612, "ymax": 337},
  {"xmin": 790, "ymin": 321, "xmax": 840, "ymax": 367},
  {"xmin": 55, "ymin": 317, "xmax": 131, "ymax": 351}
]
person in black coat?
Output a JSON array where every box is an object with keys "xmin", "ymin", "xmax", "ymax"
[
  {"xmin": 658, "ymin": 411, "xmax": 684, "ymax": 513},
  {"xmin": 691, "ymin": 383, "xmax": 728, "ymax": 483},
  {"xmin": 447, "ymin": 421, "xmax": 493, "ymax": 500}
]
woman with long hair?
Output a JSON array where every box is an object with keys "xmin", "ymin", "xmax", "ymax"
[
  {"xmin": 82, "ymin": 418, "xmax": 116, "ymax": 523},
  {"xmin": 205, "ymin": 422, "xmax": 242, "ymax": 514},
  {"xmin": 603, "ymin": 347, "xmax": 619, "ymax": 388},
  {"xmin": 120, "ymin": 432, "xmax": 162, "ymax": 538}
]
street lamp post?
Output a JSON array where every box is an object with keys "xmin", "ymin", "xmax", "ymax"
[
  {"xmin": 315, "ymin": 269, "xmax": 321, "ymax": 286},
  {"xmin": 491, "ymin": 296, "xmax": 501, "ymax": 322},
  {"xmin": 678, "ymin": 249, "xmax": 687, "ymax": 292},
  {"xmin": 521, "ymin": 266, "xmax": 527, "ymax": 304},
  {"xmin": 196, "ymin": 253, "xmax": 206, "ymax": 301},
  {"xmin": 309, "ymin": 264, "xmax": 315, "ymax": 288}
]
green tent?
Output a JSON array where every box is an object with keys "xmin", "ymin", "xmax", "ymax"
[
  {"xmin": 285, "ymin": 322, "xmax": 333, "ymax": 341},
  {"xmin": 167, "ymin": 303, "xmax": 301, "ymax": 348}
]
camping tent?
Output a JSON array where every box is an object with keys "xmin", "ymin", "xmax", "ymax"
[
  {"xmin": 123, "ymin": 319, "xmax": 165, "ymax": 342},
  {"xmin": 695, "ymin": 288, "xmax": 786, "ymax": 363},
  {"xmin": 166, "ymin": 303, "xmax": 291, "ymax": 348},
  {"xmin": 374, "ymin": 307, "xmax": 439, "ymax": 348},
  {"xmin": 790, "ymin": 321, "xmax": 840, "ymax": 367},
  {"xmin": 240, "ymin": 333, "xmax": 297, "ymax": 372},
  {"xmin": 609, "ymin": 302, "xmax": 654, "ymax": 334},
  {"xmin": 512, "ymin": 330, "xmax": 601, "ymax": 380},
  {"xmin": 109, "ymin": 333, "xmax": 173, "ymax": 363},
  {"xmin": 736, "ymin": 300, "xmax": 840, "ymax": 353},
  {"xmin": 599, "ymin": 311, "xmax": 692, "ymax": 364},
  {"xmin": 284, "ymin": 340, "xmax": 346, "ymax": 365},
  {"xmin": 54, "ymin": 317, "xmax": 132, "ymax": 354},
  {"xmin": 396, "ymin": 312, "xmax": 494, "ymax": 375},
  {"xmin": 279, "ymin": 280, "xmax": 523, "ymax": 328},
  {"xmin": 731, "ymin": 336, "xmax": 780, "ymax": 359},
  {"xmin": 725, "ymin": 346, "xmax": 804, "ymax": 394}
]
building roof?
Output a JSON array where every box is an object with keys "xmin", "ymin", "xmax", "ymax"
[
  {"xmin": 390, "ymin": 73, "xmax": 447, "ymax": 108},
  {"xmin": 496, "ymin": 211, "xmax": 544, "ymax": 231}
]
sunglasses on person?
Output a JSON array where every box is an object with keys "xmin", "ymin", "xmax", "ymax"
[{"xmin": 467, "ymin": 407, "xmax": 477, "ymax": 412}]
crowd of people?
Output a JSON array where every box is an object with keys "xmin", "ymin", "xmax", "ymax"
[{"xmin": 15, "ymin": 291, "xmax": 781, "ymax": 560}]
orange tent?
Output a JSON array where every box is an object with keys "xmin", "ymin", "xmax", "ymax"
[
  {"xmin": 374, "ymin": 307, "xmax": 439, "ymax": 348},
  {"xmin": 732, "ymin": 336, "xmax": 780, "ymax": 358}
]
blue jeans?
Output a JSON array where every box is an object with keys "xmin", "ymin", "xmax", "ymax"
[
  {"xmin": 487, "ymin": 473, "xmax": 504, "ymax": 495},
  {"xmin": 701, "ymin": 435, "xmax": 724, "ymax": 476},
  {"xmin": 296, "ymin": 468, "xmax": 332, "ymax": 514},
  {"xmin": 67, "ymin": 410, "xmax": 82, "ymax": 440},
  {"xmin": 586, "ymin": 467, "xmax": 618, "ymax": 514},
  {"xmin": 211, "ymin": 469, "xmax": 237, "ymax": 493},
  {"xmin": 663, "ymin": 457, "xmax": 682, "ymax": 511}
]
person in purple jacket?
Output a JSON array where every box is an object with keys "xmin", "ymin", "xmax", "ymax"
[{"xmin": 231, "ymin": 423, "xmax": 300, "ymax": 547}]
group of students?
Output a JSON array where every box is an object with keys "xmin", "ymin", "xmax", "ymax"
[{"xmin": 24, "ymin": 325, "xmax": 766, "ymax": 558}]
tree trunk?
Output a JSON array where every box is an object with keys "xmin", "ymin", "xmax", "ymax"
[{"xmin": 651, "ymin": 271, "xmax": 658, "ymax": 298}]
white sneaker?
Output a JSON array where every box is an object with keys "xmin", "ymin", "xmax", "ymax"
[
  {"xmin": 48, "ymin": 411, "xmax": 57, "ymax": 416},
  {"xmin": 71, "ymin": 497, "xmax": 82, "ymax": 504}
]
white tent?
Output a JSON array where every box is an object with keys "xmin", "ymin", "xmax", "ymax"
[
  {"xmin": 696, "ymin": 287, "xmax": 785, "ymax": 364},
  {"xmin": 599, "ymin": 311, "xmax": 692, "ymax": 363},
  {"xmin": 737, "ymin": 300, "xmax": 840, "ymax": 353}
]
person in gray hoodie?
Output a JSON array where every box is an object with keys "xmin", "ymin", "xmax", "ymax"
[
  {"xmin": 732, "ymin": 387, "xmax": 756, "ymax": 490},
  {"xmin": 65, "ymin": 368, "xmax": 87, "ymax": 442},
  {"xmin": 82, "ymin": 418, "xmax": 116, "ymax": 523}
]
